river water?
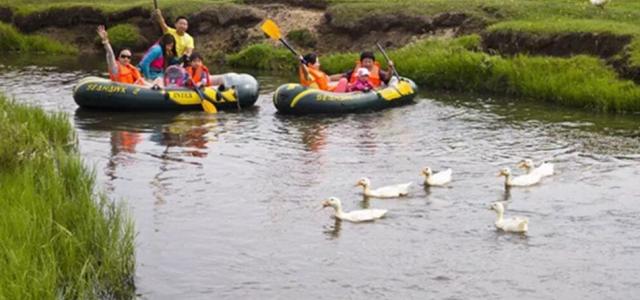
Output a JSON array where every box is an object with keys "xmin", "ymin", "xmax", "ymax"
[{"xmin": 1, "ymin": 56, "xmax": 640, "ymax": 299}]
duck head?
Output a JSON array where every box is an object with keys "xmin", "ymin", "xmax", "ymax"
[
  {"xmin": 497, "ymin": 167, "xmax": 511, "ymax": 177},
  {"xmin": 321, "ymin": 197, "xmax": 342, "ymax": 209},
  {"xmin": 489, "ymin": 202, "xmax": 505, "ymax": 214},
  {"xmin": 421, "ymin": 167, "xmax": 433, "ymax": 177},
  {"xmin": 517, "ymin": 159, "xmax": 534, "ymax": 170},
  {"xmin": 355, "ymin": 177, "xmax": 370, "ymax": 188}
]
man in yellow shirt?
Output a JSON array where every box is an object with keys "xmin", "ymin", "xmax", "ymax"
[{"xmin": 153, "ymin": 9, "xmax": 194, "ymax": 58}]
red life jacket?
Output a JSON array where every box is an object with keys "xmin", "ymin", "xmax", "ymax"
[
  {"xmin": 349, "ymin": 61, "xmax": 382, "ymax": 88},
  {"xmin": 185, "ymin": 65, "xmax": 211, "ymax": 87},
  {"xmin": 109, "ymin": 63, "xmax": 142, "ymax": 85}
]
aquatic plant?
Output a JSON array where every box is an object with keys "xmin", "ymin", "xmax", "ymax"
[
  {"xmin": 0, "ymin": 97, "xmax": 135, "ymax": 299},
  {"xmin": 0, "ymin": 22, "xmax": 76, "ymax": 54}
]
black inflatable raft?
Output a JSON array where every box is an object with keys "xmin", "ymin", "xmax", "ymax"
[
  {"xmin": 73, "ymin": 73, "xmax": 259, "ymax": 111},
  {"xmin": 273, "ymin": 78, "xmax": 418, "ymax": 115}
]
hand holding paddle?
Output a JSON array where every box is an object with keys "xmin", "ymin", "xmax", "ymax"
[
  {"xmin": 261, "ymin": 19, "xmax": 312, "ymax": 81},
  {"xmin": 376, "ymin": 42, "xmax": 401, "ymax": 80}
]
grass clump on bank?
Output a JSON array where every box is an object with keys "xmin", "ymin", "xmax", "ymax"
[
  {"xmin": 226, "ymin": 43, "xmax": 296, "ymax": 70},
  {"xmin": 0, "ymin": 22, "xmax": 76, "ymax": 54},
  {"xmin": 104, "ymin": 24, "xmax": 146, "ymax": 51},
  {"xmin": 0, "ymin": 97, "xmax": 135, "ymax": 299}
]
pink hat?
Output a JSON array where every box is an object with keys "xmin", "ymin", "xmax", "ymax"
[{"xmin": 356, "ymin": 67, "xmax": 370, "ymax": 77}]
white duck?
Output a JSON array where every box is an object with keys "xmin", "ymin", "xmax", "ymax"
[
  {"xmin": 498, "ymin": 167, "xmax": 542, "ymax": 187},
  {"xmin": 355, "ymin": 177, "xmax": 412, "ymax": 198},
  {"xmin": 590, "ymin": 0, "xmax": 610, "ymax": 9},
  {"xmin": 517, "ymin": 159, "xmax": 554, "ymax": 177},
  {"xmin": 421, "ymin": 167, "xmax": 452, "ymax": 186},
  {"xmin": 321, "ymin": 197, "xmax": 387, "ymax": 222},
  {"xmin": 489, "ymin": 202, "xmax": 529, "ymax": 233}
]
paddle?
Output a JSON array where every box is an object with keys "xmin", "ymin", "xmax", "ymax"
[
  {"xmin": 153, "ymin": 0, "xmax": 158, "ymax": 9},
  {"xmin": 376, "ymin": 42, "xmax": 401, "ymax": 80},
  {"xmin": 194, "ymin": 85, "xmax": 218, "ymax": 113},
  {"xmin": 187, "ymin": 78, "xmax": 217, "ymax": 113},
  {"xmin": 260, "ymin": 19, "xmax": 311, "ymax": 81}
]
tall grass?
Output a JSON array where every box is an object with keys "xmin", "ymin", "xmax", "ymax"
[
  {"xmin": 0, "ymin": 97, "xmax": 135, "ymax": 299},
  {"xmin": 0, "ymin": 22, "xmax": 76, "ymax": 54}
]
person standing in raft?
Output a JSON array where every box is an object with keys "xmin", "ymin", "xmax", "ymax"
[
  {"xmin": 138, "ymin": 33, "xmax": 179, "ymax": 88},
  {"xmin": 96, "ymin": 25, "xmax": 147, "ymax": 86},
  {"xmin": 153, "ymin": 9, "xmax": 194, "ymax": 61},
  {"xmin": 185, "ymin": 53, "xmax": 212, "ymax": 88},
  {"xmin": 299, "ymin": 53, "xmax": 348, "ymax": 92},
  {"xmin": 330, "ymin": 51, "xmax": 394, "ymax": 88}
]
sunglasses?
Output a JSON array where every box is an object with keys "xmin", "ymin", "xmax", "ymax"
[{"xmin": 119, "ymin": 54, "xmax": 131, "ymax": 59}]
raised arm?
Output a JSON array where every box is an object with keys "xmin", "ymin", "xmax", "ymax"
[
  {"xmin": 153, "ymin": 9, "xmax": 170, "ymax": 33},
  {"xmin": 97, "ymin": 25, "xmax": 118, "ymax": 76}
]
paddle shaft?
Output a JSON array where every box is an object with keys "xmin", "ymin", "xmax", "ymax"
[
  {"xmin": 278, "ymin": 37, "xmax": 313, "ymax": 81},
  {"xmin": 153, "ymin": 0, "xmax": 158, "ymax": 9},
  {"xmin": 376, "ymin": 42, "xmax": 400, "ymax": 79}
]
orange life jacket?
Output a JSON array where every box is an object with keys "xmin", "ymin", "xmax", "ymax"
[
  {"xmin": 185, "ymin": 65, "xmax": 211, "ymax": 87},
  {"xmin": 109, "ymin": 63, "xmax": 142, "ymax": 85},
  {"xmin": 299, "ymin": 65, "xmax": 332, "ymax": 91},
  {"xmin": 349, "ymin": 61, "xmax": 382, "ymax": 87}
]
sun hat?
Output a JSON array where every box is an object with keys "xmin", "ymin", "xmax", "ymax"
[{"xmin": 356, "ymin": 67, "xmax": 370, "ymax": 77}]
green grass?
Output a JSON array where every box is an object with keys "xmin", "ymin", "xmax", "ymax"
[
  {"xmin": 1, "ymin": 0, "xmax": 234, "ymax": 16},
  {"xmin": 229, "ymin": 36, "xmax": 640, "ymax": 113},
  {"xmin": 324, "ymin": 0, "xmax": 640, "ymax": 30},
  {"xmin": 104, "ymin": 24, "xmax": 144, "ymax": 51},
  {"xmin": 0, "ymin": 97, "xmax": 135, "ymax": 299},
  {"xmin": 628, "ymin": 38, "xmax": 640, "ymax": 68},
  {"xmin": 0, "ymin": 22, "xmax": 77, "ymax": 54},
  {"xmin": 226, "ymin": 43, "xmax": 296, "ymax": 70},
  {"xmin": 487, "ymin": 18, "xmax": 640, "ymax": 36}
]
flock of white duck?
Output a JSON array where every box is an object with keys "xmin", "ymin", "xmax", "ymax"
[{"xmin": 321, "ymin": 159, "xmax": 555, "ymax": 234}]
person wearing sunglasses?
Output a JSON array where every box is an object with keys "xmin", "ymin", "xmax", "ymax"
[{"xmin": 97, "ymin": 25, "xmax": 146, "ymax": 86}]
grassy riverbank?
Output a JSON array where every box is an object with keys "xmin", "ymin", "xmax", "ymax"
[
  {"xmin": 1, "ymin": 0, "xmax": 231, "ymax": 16},
  {"xmin": 0, "ymin": 22, "xmax": 76, "ymax": 53},
  {"xmin": 0, "ymin": 97, "xmax": 134, "ymax": 298},
  {"xmin": 228, "ymin": 37, "xmax": 640, "ymax": 113}
]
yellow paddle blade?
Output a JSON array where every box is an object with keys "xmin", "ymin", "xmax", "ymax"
[
  {"xmin": 261, "ymin": 19, "xmax": 281, "ymax": 40},
  {"xmin": 201, "ymin": 99, "xmax": 218, "ymax": 114}
]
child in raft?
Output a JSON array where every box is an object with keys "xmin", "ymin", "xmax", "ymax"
[
  {"xmin": 184, "ymin": 53, "xmax": 212, "ymax": 88},
  {"xmin": 347, "ymin": 67, "xmax": 375, "ymax": 92}
]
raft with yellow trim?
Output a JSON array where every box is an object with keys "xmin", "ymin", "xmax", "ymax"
[
  {"xmin": 273, "ymin": 78, "xmax": 418, "ymax": 114},
  {"xmin": 73, "ymin": 73, "xmax": 259, "ymax": 111}
]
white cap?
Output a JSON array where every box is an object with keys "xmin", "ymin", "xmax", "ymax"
[{"xmin": 356, "ymin": 67, "xmax": 370, "ymax": 77}]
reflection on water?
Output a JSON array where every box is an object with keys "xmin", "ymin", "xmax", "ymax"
[{"xmin": 1, "ymin": 63, "xmax": 640, "ymax": 299}]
